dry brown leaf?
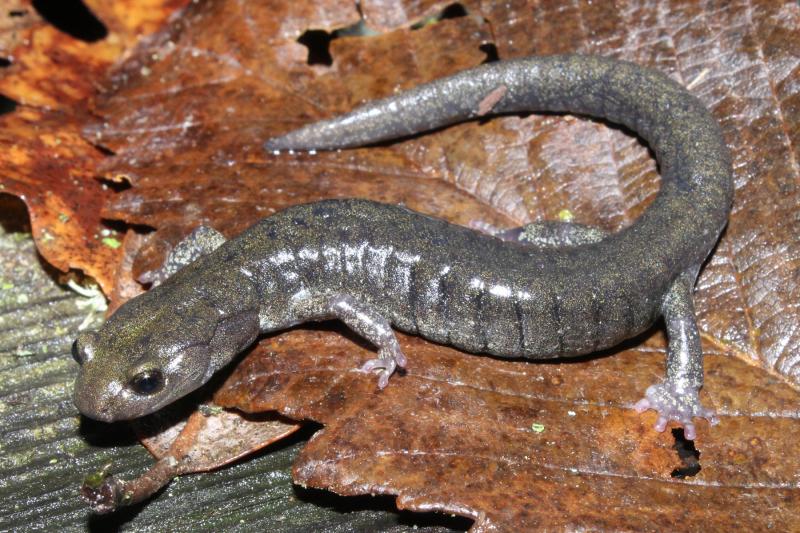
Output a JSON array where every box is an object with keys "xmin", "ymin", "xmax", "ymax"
[
  {"xmin": 0, "ymin": 1, "xmax": 188, "ymax": 291},
  {"xmin": 215, "ymin": 328, "xmax": 800, "ymax": 531},
  {"xmin": 82, "ymin": 404, "xmax": 299, "ymax": 513},
  {"xmin": 135, "ymin": 407, "xmax": 299, "ymax": 472},
  {"xmin": 84, "ymin": 0, "xmax": 800, "ymax": 526},
  {"xmin": 3, "ymin": 0, "xmax": 799, "ymax": 529},
  {"xmin": 92, "ymin": 0, "xmax": 800, "ymax": 382}
]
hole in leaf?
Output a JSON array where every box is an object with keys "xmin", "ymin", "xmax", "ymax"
[
  {"xmin": 479, "ymin": 42, "xmax": 499, "ymax": 63},
  {"xmin": 97, "ymin": 177, "xmax": 130, "ymax": 193},
  {"xmin": 439, "ymin": 2, "xmax": 468, "ymax": 20},
  {"xmin": 31, "ymin": 0, "xmax": 107, "ymax": 43},
  {"xmin": 297, "ymin": 19, "xmax": 381, "ymax": 67},
  {"xmin": 0, "ymin": 193, "xmax": 31, "ymax": 233},
  {"xmin": 0, "ymin": 94, "xmax": 18, "ymax": 115},
  {"xmin": 0, "ymin": 57, "xmax": 11, "ymax": 68},
  {"xmin": 670, "ymin": 428, "xmax": 701, "ymax": 478},
  {"xmin": 411, "ymin": 2, "xmax": 468, "ymax": 30},
  {"xmin": 297, "ymin": 29, "xmax": 334, "ymax": 66}
]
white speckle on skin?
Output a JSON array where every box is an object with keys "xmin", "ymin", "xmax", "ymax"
[
  {"xmin": 270, "ymin": 250, "xmax": 295, "ymax": 265},
  {"xmin": 298, "ymin": 248, "xmax": 320, "ymax": 261},
  {"xmin": 489, "ymin": 284, "xmax": 511, "ymax": 298},
  {"xmin": 469, "ymin": 277, "xmax": 485, "ymax": 290},
  {"xmin": 106, "ymin": 380, "xmax": 123, "ymax": 397},
  {"xmin": 165, "ymin": 352, "xmax": 186, "ymax": 374}
]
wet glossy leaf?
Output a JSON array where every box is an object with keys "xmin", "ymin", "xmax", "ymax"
[
  {"xmin": 83, "ymin": 0, "xmax": 800, "ymax": 527},
  {"xmin": 0, "ymin": 106, "xmax": 121, "ymax": 291},
  {"xmin": 216, "ymin": 328, "xmax": 800, "ymax": 531},
  {"xmin": 2, "ymin": 0, "xmax": 799, "ymax": 529}
]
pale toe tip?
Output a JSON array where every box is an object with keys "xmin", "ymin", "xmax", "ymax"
[
  {"xmin": 360, "ymin": 359, "xmax": 382, "ymax": 373},
  {"xmin": 395, "ymin": 351, "xmax": 408, "ymax": 369},
  {"xmin": 360, "ymin": 356, "xmax": 398, "ymax": 389},
  {"xmin": 635, "ymin": 381, "xmax": 716, "ymax": 439},
  {"xmin": 634, "ymin": 398, "xmax": 651, "ymax": 413}
]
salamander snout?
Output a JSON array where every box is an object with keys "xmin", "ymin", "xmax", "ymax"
[
  {"xmin": 73, "ymin": 340, "xmax": 213, "ymax": 422},
  {"xmin": 72, "ymin": 385, "xmax": 115, "ymax": 423}
]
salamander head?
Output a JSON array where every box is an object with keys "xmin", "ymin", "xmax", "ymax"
[{"xmin": 73, "ymin": 282, "xmax": 260, "ymax": 422}]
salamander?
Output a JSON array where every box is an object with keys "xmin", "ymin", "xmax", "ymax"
[{"xmin": 73, "ymin": 55, "xmax": 732, "ymax": 439}]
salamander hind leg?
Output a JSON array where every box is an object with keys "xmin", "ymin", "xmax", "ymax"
[
  {"xmin": 139, "ymin": 226, "xmax": 227, "ymax": 286},
  {"xmin": 294, "ymin": 294, "xmax": 407, "ymax": 388},
  {"xmin": 492, "ymin": 222, "xmax": 716, "ymax": 438},
  {"xmin": 635, "ymin": 273, "xmax": 718, "ymax": 440}
]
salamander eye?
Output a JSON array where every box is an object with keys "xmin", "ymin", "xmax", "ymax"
[{"xmin": 129, "ymin": 369, "xmax": 164, "ymax": 396}]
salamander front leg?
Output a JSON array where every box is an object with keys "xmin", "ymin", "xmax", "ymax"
[
  {"xmin": 295, "ymin": 294, "xmax": 407, "ymax": 388},
  {"xmin": 635, "ymin": 273, "xmax": 718, "ymax": 439},
  {"xmin": 139, "ymin": 226, "xmax": 227, "ymax": 286}
]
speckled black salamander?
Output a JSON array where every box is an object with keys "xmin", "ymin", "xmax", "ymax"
[{"xmin": 73, "ymin": 55, "xmax": 732, "ymax": 439}]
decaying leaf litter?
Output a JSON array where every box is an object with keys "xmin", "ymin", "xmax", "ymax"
[{"xmin": 0, "ymin": 0, "xmax": 798, "ymax": 530}]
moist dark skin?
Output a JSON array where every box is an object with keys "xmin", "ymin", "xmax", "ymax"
[{"xmin": 74, "ymin": 55, "xmax": 733, "ymax": 439}]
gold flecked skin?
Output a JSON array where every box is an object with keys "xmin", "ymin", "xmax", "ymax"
[{"xmin": 75, "ymin": 56, "xmax": 732, "ymax": 436}]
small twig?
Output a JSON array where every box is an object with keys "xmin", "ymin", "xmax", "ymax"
[
  {"xmin": 81, "ymin": 410, "xmax": 210, "ymax": 513},
  {"xmin": 81, "ymin": 456, "xmax": 181, "ymax": 513}
]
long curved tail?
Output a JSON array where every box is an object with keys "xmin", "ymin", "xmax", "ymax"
[{"xmin": 264, "ymin": 55, "xmax": 733, "ymax": 287}]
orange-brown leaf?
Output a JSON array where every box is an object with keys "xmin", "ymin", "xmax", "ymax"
[
  {"xmin": 4, "ymin": 0, "xmax": 800, "ymax": 528},
  {"xmin": 135, "ymin": 407, "xmax": 300, "ymax": 474},
  {"xmin": 0, "ymin": 1, "xmax": 188, "ymax": 291},
  {"xmin": 0, "ymin": 107, "xmax": 120, "ymax": 290},
  {"xmin": 84, "ymin": 0, "xmax": 800, "ymax": 525},
  {"xmin": 216, "ymin": 328, "xmax": 800, "ymax": 531}
]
